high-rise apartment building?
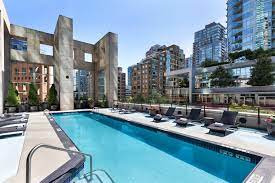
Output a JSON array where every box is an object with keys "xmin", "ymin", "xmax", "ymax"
[
  {"xmin": 127, "ymin": 66, "xmax": 133, "ymax": 87},
  {"xmin": 130, "ymin": 45, "xmax": 185, "ymax": 97},
  {"xmin": 74, "ymin": 70, "xmax": 90, "ymax": 100},
  {"xmin": 193, "ymin": 22, "xmax": 227, "ymax": 67},
  {"xmin": 227, "ymin": 0, "xmax": 274, "ymax": 53},
  {"xmin": 184, "ymin": 56, "xmax": 193, "ymax": 68},
  {"xmin": 118, "ymin": 67, "xmax": 126, "ymax": 101}
]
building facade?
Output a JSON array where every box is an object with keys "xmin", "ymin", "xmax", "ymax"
[
  {"xmin": 130, "ymin": 44, "xmax": 185, "ymax": 99},
  {"xmin": 127, "ymin": 66, "xmax": 133, "ymax": 87},
  {"xmin": 227, "ymin": 0, "xmax": 274, "ymax": 52},
  {"xmin": 118, "ymin": 67, "xmax": 126, "ymax": 101},
  {"xmin": 11, "ymin": 62, "xmax": 53, "ymax": 103},
  {"xmin": 73, "ymin": 70, "xmax": 90, "ymax": 100},
  {"xmin": 193, "ymin": 22, "xmax": 227, "ymax": 67},
  {"xmin": 0, "ymin": 1, "xmax": 118, "ymax": 113}
]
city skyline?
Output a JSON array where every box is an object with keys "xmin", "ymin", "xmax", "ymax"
[{"xmin": 4, "ymin": 0, "xmax": 227, "ymax": 72}]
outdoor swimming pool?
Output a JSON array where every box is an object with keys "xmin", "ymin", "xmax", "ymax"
[{"xmin": 53, "ymin": 112, "xmax": 259, "ymax": 183}]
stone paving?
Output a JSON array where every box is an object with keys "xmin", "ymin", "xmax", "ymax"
[{"xmin": 5, "ymin": 112, "xmax": 70, "ymax": 183}]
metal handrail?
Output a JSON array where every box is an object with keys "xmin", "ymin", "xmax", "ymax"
[
  {"xmin": 93, "ymin": 169, "xmax": 115, "ymax": 183},
  {"xmin": 26, "ymin": 144, "xmax": 93, "ymax": 183}
]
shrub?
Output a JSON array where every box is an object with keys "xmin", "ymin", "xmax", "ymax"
[
  {"xmin": 48, "ymin": 84, "xmax": 58, "ymax": 105},
  {"xmin": 6, "ymin": 83, "xmax": 20, "ymax": 107},
  {"xmin": 29, "ymin": 83, "xmax": 39, "ymax": 106}
]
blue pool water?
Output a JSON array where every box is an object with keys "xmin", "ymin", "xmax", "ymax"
[{"xmin": 53, "ymin": 112, "xmax": 257, "ymax": 183}]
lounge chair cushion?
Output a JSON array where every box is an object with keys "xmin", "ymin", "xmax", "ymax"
[
  {"xmin": 175, "ymin": 118, "xmax": 192, "ymax": 126},
  {"xmin": 179, "ymin": 118, "xmax": 188, "ymax": 121},
  {"xmin": 154, "ymin": 114, "xmax": 162, "ymax": 121},
  {"xmin": 214, "ymin": 122, "xmax": 224, "ymax": 127},
  {"xmin": 208, "ymin": 124, "xmax": 232, "ymax": 132}
]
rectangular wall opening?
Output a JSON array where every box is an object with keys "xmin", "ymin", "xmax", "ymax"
[
  {"xmin": 40, "ymin": 43, "xmax": 53, "ymax": 56},
  {"xmin": 84, "ymin": 53, "xmax": 92, "ymax": 62}
]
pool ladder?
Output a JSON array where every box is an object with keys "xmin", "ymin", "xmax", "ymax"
[{"xmin": 26, "ymin": 144, "xmax": 115, "ymax": 183}]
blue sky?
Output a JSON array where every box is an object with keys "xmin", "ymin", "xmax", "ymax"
[{"xmin": 4, "ymin": 0, "xmax": 227, "ymax": 72}]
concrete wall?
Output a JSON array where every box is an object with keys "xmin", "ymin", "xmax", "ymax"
[
  {"xmin": 0, "ymin": 0, "xmax": 10, "ymax": 114},
  {"xmin": 0, "ymin": 0, "xmax": 118, "ymax": 112},
  {"xmin": 10, "ymin": 25, "xmax": 55, "ymax": 65}
]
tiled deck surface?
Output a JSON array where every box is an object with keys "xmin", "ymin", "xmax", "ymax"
[
  {"xmin": 3, "ymin": 109, "xmax": 275, "ymax": 183},
  {"xmin": 0, "ymin": 136, "xmax": 24, "ymax": 182},
  {"xmin": 5, "ymin": 112, "xmax": 70, "ymax": 183},
  {"xmin": 97, "ymin": 108, "xmax": 275, "ymax": 157}
]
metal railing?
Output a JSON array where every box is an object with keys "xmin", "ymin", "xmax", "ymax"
[{"xmin": 26, "ymin": 144, "xmax": 93, "ymax": 183}]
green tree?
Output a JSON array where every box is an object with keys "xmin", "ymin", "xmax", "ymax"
[
  {"xmin": 209, "ymin": 66, "xmax": 235, "ymax": 88},
  {"xmin": 127, "ymin": 96, "xmax": 134, "ymax": 103},
  {"xmin": 147, "ymin": 91, "xmax": 166, "ymax": 104},
  {"xmin": 247, "ymin": 55, "xmax": 275, "ymax": 86},
  {"xmin": 178, "ymin": 77, "xmax": 189, "ymax": 88},
  {"xmin": 133, "ymin": 94, "xmax": 145, "ymax": 104},
  {"xmin": 29, "ymin": 83, "xmax": 39, "ymax": 106},
  {"xmin": 200, "ymin": 59, "xmax": 219, "ymax": 67},
  {"xmin": 6, "ymin": 83, "xmax": 20, "ymax": 106},
  {"xmin": 48, "ymin": 84, "xmax": 58, "ymax": 105}
]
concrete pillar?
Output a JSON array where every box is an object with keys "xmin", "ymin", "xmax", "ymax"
[
  {"xmin": 54, "ymin": 16, "xmax": 74, "ymax": 110},
  {"xmin": 0, "ymin": 11, "xmax": 4, "ymax": 114},
  {"xmin": 95, "ymin": 32, "xmax": 118, "ymax": 107},
  {"xmin": 0, "ymin": 5, "xmax": 10, "ymax": 114},
  {"xmin": 189, "ymin": 67, "xmax": 194, "ymax": 104}
]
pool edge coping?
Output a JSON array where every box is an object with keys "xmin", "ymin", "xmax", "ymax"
[{"xmin": 44, "ymin": 112, "xmax": 85, "ymax": 182}]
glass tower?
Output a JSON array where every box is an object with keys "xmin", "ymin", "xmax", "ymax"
[
  {"xmin": 193, "ymin": 22, "xmax": 227, "ymax": 67},
  {"xmin": 227, "ymin": 0, "xmax": 273, "ymax": 53}
]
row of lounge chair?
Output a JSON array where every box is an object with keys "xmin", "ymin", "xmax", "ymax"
[
  {"xmin": 151, "ymin": 107, "xmax": 239, "ymax": 136},
  {"xmin": 111, "ymin": 105, "xmax": 240, "ymax": 136},
  {"xmin": 111, "ymin": 104, "xmax": 136, "ymax": 114},
  {"xmin": 0, "ymin": 113, "xmax": 29, "ymax": 138}
]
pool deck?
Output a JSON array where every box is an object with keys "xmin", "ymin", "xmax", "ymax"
[
  {"xmin": 97, "ymin": 109, "xmax": 275, "ymax": 157},
  {"xmin": 96, "ymin": 108, "xmax": 275, "ymax": 183},
  {"xmin": 3, "ymin": 109, "xmax": 275, "ymax": 182},
  {"xmin": 5, "ymin": 112, "xmax": 70, "ymax": 183},
  {"xmin": 0, "ymin": 136, "xmax": 24, "ymax": 182}
]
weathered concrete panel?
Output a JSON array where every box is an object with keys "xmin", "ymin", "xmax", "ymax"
[
  {"xmin": 0, "ymin": 1, "xmax": 118, "ymax": 112},
  {"xmin": 54, "ymin": 15, "xmax": 74, "ymax": 110},
  {"xmin": 95, "ymin": 32, "xmax": 118, "ymax": 106},
  {"xmin": 0, "ymin": 0, "xmax": 11, "ymax": 114}
]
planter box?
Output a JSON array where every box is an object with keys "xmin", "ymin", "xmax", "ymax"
[
  {"xmin": 29, "ymin": 106, "xmax": 38, "ymax": 112},
  {"xmin": 267, "ymin": 123, "xmax": 275, "ymax": 136},
  {"xmin": 19, "ymin": 104, "xmax": 28, "ymax": 112},
  {"xmin": 7, "ymin": 106, "xmax": 17, "ymax": 113},
  {"xmin": 50, "ymin": 105, "xmax": 58, "ymax": 111},
  {"xmin": 39, "ymin": 103, "xmax": 49, "ymax": 111}
]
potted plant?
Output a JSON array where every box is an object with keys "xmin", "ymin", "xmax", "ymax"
[
  {"xmin": 48, "ymin": 84, "xmax": 58, "ymax": 111},
  {"xmin": 5, "ymin": 83, "xmax": 20, "ymax": 113},
  {"xmin": 28, "ymin": 83, "xmax": 39, "ymax": 112},
  {"xmin": 265, "ymin": 116, "xmax": 275, "ymax": 136},
  {"xmin": 88, "ymin": 97, "xmax": 94, "ymax": 108}
]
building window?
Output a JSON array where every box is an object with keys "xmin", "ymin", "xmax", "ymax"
[
  {"xmin": 29, "ymin": 67, "xmax": 34, "ymax": 75},
  {"xmin": 10, "ymin": 37, "xmax": 27, "ymax": 51},
  {"xmin": 40, "ymin": 44, "xmax": 53, "ymax": 56},
  {"xmin": 15, "ymin": 68, "xmax": 19, "ymax": 76},
  {"xmin": 84, "ymin": 53, "xmax": 92, "ymax": 62},
  {"xmin": 22, "ymin": 68, "xmax": 27, "ymax": 76}
]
